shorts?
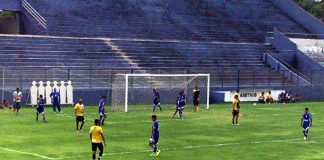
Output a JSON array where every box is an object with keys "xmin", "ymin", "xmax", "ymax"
[
  {"xmin": 153, "ymin": 100, "xmax": 160, "ymax": 106},
  {"xmin": 193, "ymin": 99, "xmax": 199, "ymax": 106},
  {"xmin": 76, "ymin": 116, "xmax": 85, "ymax": 122},
  {"xmin": 36, "ymin": 107, "xmax": 45, "ymax": 114},
  {"xmin": 153, "ymin": 135, "xmax": 159, "ymax": 145},
  {"xmin": 13, "ymin": 102, "xmax": 21, "ymax": 109},
  {"xmin": 92, "ymin": 142, "xmax": 104, "ymax": 152},
  {"xmin": 232, "ymin": 110, "xmax": 239, "ymax": 116},
  {"xmin": 177, "ymin": 106, "xmax": 184, "ymax": 112},
  {"xmin": 303, "ymin": 123, "xmax": 310, "ymax": 130}
]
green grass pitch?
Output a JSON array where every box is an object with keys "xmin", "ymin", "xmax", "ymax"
[{"xmin": 0, "ymin": 102, "xmax": 324, "ymax": 160}]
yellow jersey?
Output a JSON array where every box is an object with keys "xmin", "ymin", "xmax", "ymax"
[
  {"xmin": 74, "ymin": 103, "xmax": 84, "ymax": 116},
  {"xmin": 232, "ymin": 99, "xmax": 239, "ymax": 111},
  {"xmin": 90, "ymin": 126, "xmax": 103, "ymax": 143},
  {"xmin": 266, "ymin": 93, "xmax": 273, "ymax": 99}
]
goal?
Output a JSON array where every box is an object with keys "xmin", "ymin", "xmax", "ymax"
[{"xmin": 111, "ymin": 74, "xmax": 210, "ymax": 112}]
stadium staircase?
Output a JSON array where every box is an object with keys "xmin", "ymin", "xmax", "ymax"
[{"xmin": 0, "ymin": 0, "xmax": 314, "ymax": 89}]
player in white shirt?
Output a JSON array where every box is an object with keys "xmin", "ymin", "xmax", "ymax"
[{"xmin": 13, "ymin": 88, "xmax": 23, "ymax": 115}]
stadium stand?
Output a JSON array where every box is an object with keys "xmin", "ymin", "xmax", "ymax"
[
  {"xmin": 26, "ymin": 0, "xmax": 309, "ymax": 42},
  {"xmin": 0, "ymin": 0, "xmax": 319, "ymax": 94}
]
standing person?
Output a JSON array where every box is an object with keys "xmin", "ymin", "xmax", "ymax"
[
  {"xmin": 36, "ymin": 95, "xmax": 47, "ymax": 123},
  {"xmin": 90, "ymin": 119, "xmax": 106, "ymax": 160},
  {"xmin": 301, "ymin": 108, "xmax": 312, "ymax": 140},
  {"xmin": 232, "ymin": 95, "xmax": 240, "ymax": 126},
  {"xmin": 193, "ymin": 86, "xmax": 200, "ymax": 112},
  {"xmin": 172, "ymin": 91, "xmax": 187, "ymax": 119},
  {"xmin": 98, "ymin": 96, "xmax": 107, "ymax": 125},
  {"xmin": 75, "ymin": 99, "xmax": 85, "ymax": 133},
  {"xmin": 234, "ymin": 89, "xmax": 240, "ymax": 98},
  {"xmin": 152, "ymin": 89, "xmax": 162, "ymax": 112},
  {"xmin": 12, "ymin": 88, "xmax": 23, "ymax": 115},
  {"xmin": 50, "ymin": 88, "xmax": 62, "ymax": 113},
  {"xmin": 149, "ymin": 115, "xmax": 160, "ymax": 157}
]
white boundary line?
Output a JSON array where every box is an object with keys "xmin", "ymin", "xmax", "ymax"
[
  {"xmin": 51, "ymin": 137, "xmax": 324, "ymax": 159},
  {"xmin": 0, "ymin": 147, "xmax": 55, "ymax": 160}
]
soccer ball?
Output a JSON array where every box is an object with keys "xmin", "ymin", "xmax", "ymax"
[
  {"xmin": 149, "ymin": 138, "xmax": 154, "ymax": 145},
  {"xmin": 253, "ymin": 103, "xmax": 256, "ymax": 106}
]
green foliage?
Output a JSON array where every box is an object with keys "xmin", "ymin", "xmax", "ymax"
[
  {"xmin": 294, "ymin": 0, "xmax": 324, "ymax": 18},
  {"xmin": 0, "ymin": 102, "xmax": 324, "ymax": 159},
  {"xmin": 0, "ymin": 11, "xmax": 15, "ymax": 19}
]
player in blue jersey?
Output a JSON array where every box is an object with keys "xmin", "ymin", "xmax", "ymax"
[
  {"xmin": 98, "ymin": 96, "xmax": 107, "ymax": 125},
  {"xmin": 36, "ymin": 95, "xmax": 47, "ymax": 123},
  {"xmin": 152, "ymin": 89, "xmax": 162, "ymax": 112},
  {"xmin": 301, "ymin": 108, "xmax": 312, "ymax": 140},
  {"xmin": 149, "ymin": 115, "xmax": 160, "ymax": 157},
  {"xmin": 50, "ymin": 88, "xmax": 62, "ymax": 113},
  {"xmin": 172, "ymin": 91, "xmax": 187, "ymax": 119}
]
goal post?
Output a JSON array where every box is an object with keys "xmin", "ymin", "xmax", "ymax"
[{"xmin": 111, "ymin": 74, "xmax": 210, "ymax": 112}]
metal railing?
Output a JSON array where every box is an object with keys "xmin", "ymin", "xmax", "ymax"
[
  {"xmin": 0, "ymin": 68, "xmax": 322, "ymax": 92},
  {"xmin": 21, "ymin": 0, "xmax": 47, "ymax": 33}
]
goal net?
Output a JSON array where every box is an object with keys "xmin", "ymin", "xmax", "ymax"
[{"xmin": 111, "ymin": 74, "xmax": 210, "ymax": 112}]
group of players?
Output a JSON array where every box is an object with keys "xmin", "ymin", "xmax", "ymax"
[
  {"xmin": 233, "ymin": 90, "xmax": 313, "ymax": 140},
  {"xmin": 10, "ymin": 85, "xmax": 313, "ymax": 159}
]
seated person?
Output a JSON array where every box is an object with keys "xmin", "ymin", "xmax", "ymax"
[
  {"xmin": 265, "ymin": 91, "xmax": 273, "ymax": 104},
  {"xmin": 258, "ymin": 92, "xmax": 265, "ymax": 103},
  {"xmin": 284, "ymin": 91, "xmax": 291, "ymax": 103},
  {"xmin": 292, "ymin": 93, "xmax": 301, "ymax": 103},
  {"xmin": 1, "ymin": 99, "xmax": 12, "ymax": 109},
  {"xmin": 278, "ymin": 92, "xmax": 285, "ymax": 103}
]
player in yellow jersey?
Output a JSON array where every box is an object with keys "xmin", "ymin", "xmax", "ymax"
[
  {"xmin": 75, "ymin": 99, "xmax": 85, "ymax": 133},
  {"xmin": 232, "ymin": 95, "xmax": 240, "ymax": 126},
  {"xmin": 90, "ymin": 119, "xmax": 106, "ymax": 160}
]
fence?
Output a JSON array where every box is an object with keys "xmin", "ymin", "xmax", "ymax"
[{"xmin": 0, "ymin": 67, "xmax": 323, "ymax": 104}]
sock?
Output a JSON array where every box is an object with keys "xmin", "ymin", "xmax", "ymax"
[
  {"xmin": 303, "ymin": 130, "xmax": 306, "ymax": 137},
  {"xmin": 92, "ymin": 153, "xmax": 96, "ymax": 160},
  {"xmin": 159, "ymin": 105, "xmax": 162, "ymax": 111},
  {"xmin": 80, "ymin": 122, "xmax": 84, "ymax": 130},
  {"xmin": 232, "ymin": 120, "xmax": 234, "ymax": 124},
  {"xmin": 153, "ymin": 106, "xmax": 156, "ymax": 112},
  {"xmin": 36, "ymin": 113, "xmax": 39, "ymax": 121},
  {"xmin": 153, "ymin": 146, "xmax": 157, "ymax": 152},
  {"xmin": 43, "ymin": 117, "xmax": 46, "ymax": 122},
  {"xmin": 76, "ymin": 122, "xmax": 79, "ymax": 131},
  {"xmin": 305, "ymin": 130, "xmax": 309, "ymax": 137}
]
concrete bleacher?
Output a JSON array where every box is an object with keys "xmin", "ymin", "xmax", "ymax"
[
  {"xmin": 0, "ymin": 0, "xmax": 311, "ymax": 90},
  {"xmin": 0, "ymin": 34, "xmax": 291, "ymax": 89},
  {"xmin": 26, "ymin": 0, "xmax": 309, "ymax": 43}
]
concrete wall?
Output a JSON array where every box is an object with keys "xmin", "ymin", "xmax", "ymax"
[
  {"xmin": 0, "ymin": 0, "xmax": 20, "ymax": 11},
  {"xmin": 270, "ymin": 29, "xmax": 324, "ymax": 72},
  {"xmin": 0, "ymin": 12, "xmax": 19, "ymax": 34},
  {"xmin": 269, "ymin": 0, "xmax": 324, "ymax": 35}
]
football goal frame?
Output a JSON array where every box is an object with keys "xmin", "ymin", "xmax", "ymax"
[{"xmin": 111, "ymin": 73, "xmax": 210, "ymax": 112}]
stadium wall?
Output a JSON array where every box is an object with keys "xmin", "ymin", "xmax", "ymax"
[
  {"xmin": 270, "ymin": 29, "xmax": 324, "ymax": 71},
  {"xmin": 269, "ymin": 0, "xmax": 324, "ymax": 35},
  {"xmin": 0, "ymin": 0, "xmax": 20, "ymax": 11}
]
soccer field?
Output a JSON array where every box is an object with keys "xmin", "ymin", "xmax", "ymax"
[{"xmin": 0, "ymin": 102, "xmax": 324, "ymax": 160}]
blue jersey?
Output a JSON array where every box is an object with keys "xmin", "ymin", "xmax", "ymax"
[
  {"xmin": 50, "ymin": 92, "xmax": 60, "ymax": 103},
  {"xmin": 37, "ymin": 98, "xmax": 45, "ymax": 113},
  {"xmin": 154, "ymin": 92, "xmax": 160, "ymax": 101},
  {"xmin": 176, "ymin": 95, "xmax": 186, "ymax": 108},
  {"xmin": 98, "ymin": 99, "xmax": 106, "ymax": 114},
  {"xmin": 302, "ymin": 113, "xmax": 312, "ymax": 128},
  {"xmin": 153, "ymin": 92, "xmax": 160, "ymax": 104},
  {"xmin": 152, "ymin": 121, "xmax": 159, "ymax": 137}
]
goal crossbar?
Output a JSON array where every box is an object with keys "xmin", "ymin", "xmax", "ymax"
[{"xmin": 114, "ymin": 73, "xmax": 210, "ymax": 112}]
